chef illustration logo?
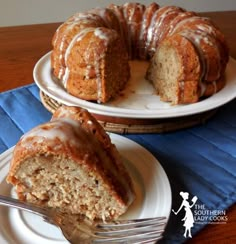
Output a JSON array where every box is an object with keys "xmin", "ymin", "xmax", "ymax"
[{"xmin": 172, "ymin": 192, "xmax": 198, "ymax": 238}]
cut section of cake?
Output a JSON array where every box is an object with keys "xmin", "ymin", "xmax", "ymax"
[
  {"xmin": 146, "ymin": 33, "xmax": 201, "ymax": 104},
  {"xmin": 7, "ymin": 106, "xmax": 135, "ymax": 220}
]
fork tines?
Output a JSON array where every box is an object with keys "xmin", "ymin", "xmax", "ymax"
[
  {"xmin": 94, "ymin": 217, "xmax": 166, "ymax": 243},
  {"xmin": 97, "ymin": 216, "xmax": 166, "ymax": 229}
]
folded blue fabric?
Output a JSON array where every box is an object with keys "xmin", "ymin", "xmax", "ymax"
[{"xmin": 0, "ymin": 84, "xmax": 235, "ymax": 243}]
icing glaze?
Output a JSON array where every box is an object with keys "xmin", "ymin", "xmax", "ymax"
[{"xmin": 51, "ymin": 2, "xmax": 228, "ymax": 103}]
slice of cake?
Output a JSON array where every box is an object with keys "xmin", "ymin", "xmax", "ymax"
[{"xmin": 7, "ymin": 106, "xmax": 135, "ymax": 220}]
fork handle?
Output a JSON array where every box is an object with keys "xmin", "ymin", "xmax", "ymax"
[{"xmin": 0, "ymin": 194, "xmax": 50, "ymax": 219}]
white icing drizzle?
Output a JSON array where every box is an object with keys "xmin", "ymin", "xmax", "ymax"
[
  {"xmin": 180, "ymin": 29, "xmax": 208, "ymax": 81},
  {"xmin": 55, "ymin": 24, "xmax": 77, "ymax": 79},
  {"xmin": 21, "ymin": 118, "xmax": 82, "ymax": 149},
  {"xmin": 52, "ymin": 27, "xmax": 61, "ymax": 47},
  {"xmin": 167, "ymin": 11, "xmax": 195, "ymax": 37},
  {"xmin": 196, "ymin": 23, "xmax": 221, "ymax": 80},
  {"xmin": 139, "ymin": 17, "xmax": 147, "ymax": 57},
  {"xmin": 145, "ymin": 6, "xmax": 179, "ymax": 56},
  {"xmin": 85, "ymin": 65, "xmax": 93, "ymax": 80},
  {"xmin": 170, "ymin": 16, "xmax": 206, "ymax": 35},
  {"xmin": 94, "ymin": 28, "xmax": 109, "ymax": 40},
  {"xmin": 93, "ymin": 28, "xmax": 112, "ymax": 102},
  {"xmin": 196, "ymin": 23, "xmax": 215, "ymax": 36},
  {"xmin": 62, "ymin": 67, "xmax": 69, "ymax": 87},
  {"xmin": 56, "ymin": 34, "xmax": 66, "ymax": 79},
  {"xmin": 145, "ymin": 9, "xmax": 159, "ymax": 54},
  {"xmin": 179, "ymin": 80, "xmax": 185, "ymax": 101},
  {"xmin": 200, "ymin": 81, "xmax": 207, "ymax": 96},
  {"xmin": 52, "ymin": 107, "xmax": 78, "ymax": 118},
  {"xmin": 200, "ymin": 80, "xmax": 217, "ymax": 97},
  {"xmin": 139, "ymin": 3, "xmax": 159, "ymax": 58},
  {"xmin": 62, "ymin": 28, "xmax": 95, "ymax": 88},
  {"xmin": 122, "ymin": 3, "xmax": 136, "ymax": 58},
  {"xmin": 72, "ymin": 12, "xmax": 102, "ymax": 22},
  {"xmin": 157, "ymin": 7, "xmax": 184, "ymax": 44},
  {"xmin": 212, "ymin": 81, "xmax": 217, "ymax": 93},
  {"xmin": 58, "ymin": 54, "xmax": 64, "ymax": 79},
  {"xmin": 180, "ymin": 28, "xmax": 221, "ymax": 81}
]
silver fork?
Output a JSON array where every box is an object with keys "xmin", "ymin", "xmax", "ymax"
[{"xmin": 0, "ymin": 195, "xmax": 166, "ymax": 243}]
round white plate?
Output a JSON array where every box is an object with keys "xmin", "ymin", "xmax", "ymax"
[
  {"xmin": 0, "ymin": 133, "xmax": 171, "ymax": 244},
  {"xmin": 34, "ymin": 52, "xmax": 236, "ymax": 119}
]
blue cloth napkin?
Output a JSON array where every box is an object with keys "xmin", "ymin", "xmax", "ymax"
[{"xmin": 0, "ymin": 84, "xmax": 235, "ymax": 243}]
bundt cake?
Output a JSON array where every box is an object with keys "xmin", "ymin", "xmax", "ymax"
[
  {"xmin": 6, "ymin": 106, "xmax": 135, "ymax": 220},
  {"xmin": 51, "ymin": 2, "xmax": 229, "ymax": 105}
]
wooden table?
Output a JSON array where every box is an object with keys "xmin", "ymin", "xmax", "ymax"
[{"xmin": 0, "ymin": 11, "xmax": 235, "ymax": 243}]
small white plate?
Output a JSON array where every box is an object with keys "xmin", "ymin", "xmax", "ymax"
[
  {"xmin": 0, "ymin": 133, "xmax": 171, "ymax": 244},
  {"xmin": 34, "ymin": 52, "xmax": 236, "ymax": 119}
]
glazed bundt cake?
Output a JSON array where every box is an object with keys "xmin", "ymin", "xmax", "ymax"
[
  {"xmin": 7, "ymin": 106, "xmax": 135, "ymax": 220},
  {"xmin": 51, "ymin": 2, "xmax": 229, "ymax": 105}
]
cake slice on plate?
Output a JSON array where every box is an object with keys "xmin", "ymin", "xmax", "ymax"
[{"xmin": 7, "ymin": 106, "xmax": 135, "ymax": 220}]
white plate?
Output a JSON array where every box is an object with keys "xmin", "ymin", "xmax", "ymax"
[
  {"xmin": 34, "ymin": 52, "xmax": 236, "ymax": 119},
  {"xmin": 0, "ymin": 133, "xmax": 171, "ymax": 244}
]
